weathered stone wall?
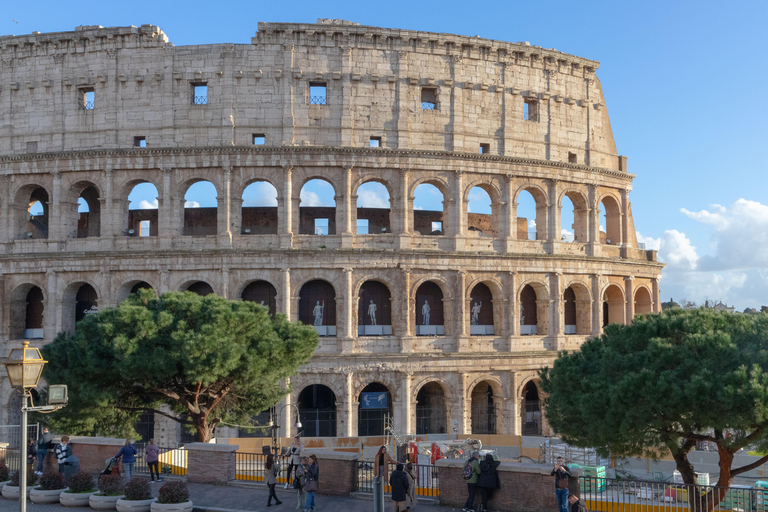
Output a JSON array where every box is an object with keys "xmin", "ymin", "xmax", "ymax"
[{"xmin": 185, "ymin": 443, "xmax": 237, "ymax": 484}]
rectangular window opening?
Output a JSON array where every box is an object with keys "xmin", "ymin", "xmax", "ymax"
[
  {"xmin": 80, "ymin": 88, "xmax": 95, "ymax": 110},
  {"xmin": 421, "ymin": 88, "xmax": 438, "ymax": 110},
  {"xmin": 524, "ymin": 99, "xmax": 538, "ymax": 121},
  {"xmin": 357, "ymin": 219, "xmax": 369, "ymax": 235},
  {"xmin": 480, "ymin": 143, "xmax": 490, "ymax": 154},
  {"xmin": 134, "ymin": 136, "xmax": 147, "ymax": 148},
  {"xmin": 192, "ymin": 83, "xmax": 208, "ymax": 105},
  {"xmin": 568, "ymin": 152, "xmax": 577, "ymax": 163},
  {"xmin": 253, "ymin": 134, "xmax": 266, "ymax": 145},
  {"xmin": 431, "ymin": 221, "xmax": 443, "ymax": 235},
  {"xmin": 369, "ymin": 137, "xmax": 381, "ymax": 148},
  {"xmin": 314, "ymin": 218, "xmax": 329, "ymax": 236},
  {"xmin": 139, "ymin": 220, "xmax": 150, "ymax": 237},
  {"xmin": 310, "ymin": 82, "xmax": 327, "ymax": 105}
]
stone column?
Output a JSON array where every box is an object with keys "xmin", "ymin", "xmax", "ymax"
[
  {"xmin": 160, "ymin": 268, "xmax": 170, "ymax": 295},
  {"xmin": 591, "ymin": 274, "xmax": 602, "ymax": 335},
  {"xmin": 401, "ymin": 373, "xmax": 412, "ymax": 435},
  {"xmin": 587, "ymin": 183, "xmax": 599, "ymax": 256},
  {"xmin": 221, "ymin": 267, "xmax": 230, "ymax": 299},
  {"xmin": 340, "ymin": 167, "xmax": 354, "ymax": 248},
  {"xmin": 652, "ymin": 278, "xmax": 661, "ymax": 313},
  {"xmin": 624, "ymin": 276, "xmax": 634, "ymax": 324},
  {"xmin": 49, "ymin": 171, "xmax": 63, "ymax": 243},
  {"xmin": 339, "ymin": 48, "xmax": 354, "ymax": 147},
  {"xmin": 395, "ymin": 51, "xmax": 409, "ymax": 149},
  {"xmin": 459, "ymin": 373, "xmax": 470, "ymax": 435},
  {"xmin": 102, "ymin": 168, "xmax": 115, "ymax": 239},
  {"xmin": 451, "ymin": 171, "xmax": 466, "ymax": 251},
  {"xmin": 456, "ymin": 271, "xmax": 469, "ymax": 352},
  {"xmin": 550, "ymin": 272, "xmax": 563, "ymax": 349},
  {"xmin": 400, "ymin": 267, "xmax": 414, "ymax": 351},
  {"xmin": 510, "ymin": 372, "xmax": 521, "ymax": 436},
  {"xmin": 547, "ymin": 179, "xmax": 561, "ymax": 253},
  {"xmin": 217, "ymin": 166, "xmax": 232, "ymax": 248},
  {"xmin": 282, "ymin": 387, "xmax": 294, "ymax": 438},
  {"xmin": 503, "ymin": 174, "xmax": 516, "ymax": 251},
  {"xmin": 280, "ymin": 166, "xmax": 294, "ymax": 248},
  {"xmin": 46, "ymin": 269, "xmax": 58, "ymax": 338},
  {"xmin": 0, "ymin": 175, "xmax": 11, "ymax": 246},
  {"xmin": 159, "ymin": 167, "xmax": 175, "ymax": 247},
  {"xmin": 280, "ymin": 268, "xmax": 291, "ymax": 320},
  {"xmin": 507, "ymin": 272, "xmax": 518, "ymax": 346},
  {"xmin": 338, "ymin": 372, "xmax": 354, "ymax": 437},
  {"xmin": 396, "ymin": 169, "xmax": 412, "ymax": 250},
  {"xmin": 620, "ymin": 187, "xmax": 630, "ymax": 247},
  {"xmin": 186, "ymin": 443, "xmax": 238, "ymax": 484},
  {"xmin": 340, "ymin": 267, "xmax": 354, "ymax": 353}
]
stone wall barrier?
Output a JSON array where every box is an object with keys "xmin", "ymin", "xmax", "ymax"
[
  {"xmin": 436, "ymin": 459, "xmax": 583, "ymax": 512},
  {"xmin": 302, "ymin": 450, "xmax": 359, "ymax": 497},
  {"xmin": 186, "ymin": 443, "xmax": 238, "ymax": 484},
  {"xmin": 70, "ymin": 437, "xmax": 126, "ymax": 475}
]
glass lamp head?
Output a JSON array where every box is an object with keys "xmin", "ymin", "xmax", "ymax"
[{"xmin": 3, "ymin": 341, "xmax": 47, "ymax": 389}]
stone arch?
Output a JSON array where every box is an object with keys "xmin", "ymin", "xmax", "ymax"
[
  {"xmin": 519, "ymin": 280, "xmax": 549, "ymax": 335},
  {"xmin": 468, "ymin": 377, "xmax": 504, "ymax": 435},
  {"xmin": 465, "ymin": 181, "xmax": 501, "ymax": 238},
  {"xmin": 14, "ymin": 184, "xmax": 50, "ymax": 240},
  {"xmin": 357, "ymin": 381, "xmax": 394, "ymax": 436},
  {"xmin": 241, "ymin": 279, "xmax": 278, "ymax": 315},
  {"xmin": 634, "ymin": 285, "xmax": 653, "ymax": 316},
  {"xmin": 357, "ymin": 280, "xmax": 393, "ymax": 336},
  {"xmin": 514, "ymin": 184, "xmax": 548, "ymax": 241},
  {"xmin": 468, "ymin": 281, "xmax": 496, "ymax": 335},
  {"xmin": 64, "ymin": 181, "xmax": 102, "ymax": 239},
  {"xmin": 521, "ymin": 379, "xmax": 543, "ymax": 436},
  {"xmin": 60, "ymin": 281, "xmax": 100, "ymax": 333},
  {"xmin": 9, "ymin": 283, "xmax": 46, "ymax": 339},
  {"xmin": 412, "ymin": 178, "xmax": 450, "ymax": 236},
  {"xmin": 559, "ymin": 189, "xmax": 588, "ymax": 243},
  {"xmin": 297, "ymin": 384, "xmax": 337, "ymax": 437},
  {"xmin": 116, "ymin": 280, "xmax": 156, "ymax": 304},
  {"xmin": 599, "ymin": 193, "xmax": 622, "ymax": 245},
  {"xmin": 298, "ymin": 178, "xmax": 337, "ymax": 235},
  {"xmin": 298, "ymin": 279, "xmax": 336, "ymax": 336},
  {"xmin": 602, "ymin": 283, "xmax": 625, "ymax": 326},
  {"xmin": 562, "ymin": 281, "xmax": 592, "ymax": 335},
  {"xmin": 182, "ymin": 179, "xmax": 218, "ymax": 236},
  {"xmin": 124, "ymin": 179, "xmax": 160, "ymax": 237},
  {"xmin": 241, "ymin": 180, "xmax": 279, "ymax": 235},
  {"xmin": 354, "ymin": 179, "xmax": 392, "ymax": 235},
  {"xmin": 415, "ymin": 381, "xmax": 448, "ymax": 435},
  {"xmin": 181, "ymin": 280, "xmax": 215, "ymax": 296},
  {"xmin": 414, "ymin": 280, "xmax": 446, "ymax": 336}
]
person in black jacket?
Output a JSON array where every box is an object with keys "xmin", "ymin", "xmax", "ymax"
[
  {"xmin": 568, "ymin": 494, "xmax": 588, "ymax": 512},
  {"xmin": 477, "ymin": 453, "xmax": 501, "ymax": 511},
  {"xmin": 389, "ymin": 463, "xmax": 410, "ymax": 512},
  {"xmin": 36, "ymin": 428, "xmax": 53, "ymax": 475}
]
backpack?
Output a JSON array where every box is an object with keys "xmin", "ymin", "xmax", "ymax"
[
  {"xmin": 463, "ymin": 459, "xmax": 474, "ymax": 480},
  {"xmin": 480, "ymin": 460, "xmax": 490, "ymax": 473}
]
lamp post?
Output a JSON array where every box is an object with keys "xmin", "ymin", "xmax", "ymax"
[
  {"xmin": 269, "ymin": 404, "xmax": 302, "ymax": 456},
  {"xmin": 3, "ymin": 341, "xmax": 47, "ymax": 512}
]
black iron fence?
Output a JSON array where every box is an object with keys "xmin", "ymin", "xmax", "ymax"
[
  {"xmin": 133, "ymin": 446, "xmax": 187, "ymax": 477},
  {"xmin": 357, "ymin": 462, "xmax": 439, "ymax": 497},
  {"xmin": 235, "ymin": 452, "xmax": 292, "ymax": 483},
  {"xmin": 581, "ymin": 476, "xmax": 766, "ymax": 512}
]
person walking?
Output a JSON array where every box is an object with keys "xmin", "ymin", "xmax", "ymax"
[
  {"xmin": 27, "ymin": 437, "xmax": 37, "ymax": 468},
  {"xmin": 462, "ymin": 451, "xmax": 481, "ymax": 512},
  {"xmin": 35, "ymin": 428, "xmax": 53, "ymax": 475},
  {"xmin": 114, "ymin": 439, "xmax": 138, "ymax": 481},
  {"xmin": 552, "ymin": 456, "xmax": 571, "ymax": 512},
  {"xmin": 265, "ymin": 454, "xmax": 283, "ymax": 507},
  {"xmin": 477, "ymin": 454, "xmax": 501, "ymax": 512},
  {"xmin": 285, "ymin": 436, "xmax": 304, "ymax": 489},
  {"xmin": 303, "ymin": 454, "xmax": 319, "ymax": 512},
  {"xmin": 404, "ymin": 463, "xmax": 417, "ymax": 512},
  {"xmin": 294, "ymin": 457, "xmax": 307, "ymax": 510},
  {"xmin": 54, "ymin": 436, "xmax": 72, "ymax": 474},
  {"xmin": 145, "ymin": 439, "xmax": 161, "ymax": 483},
  {"xmin": 374, "ymin": 445, "xmax": 396, "ymax": 510},
  {"xmin": 389, "ymin": 463, "xmax": 410, "ymax": 512}
]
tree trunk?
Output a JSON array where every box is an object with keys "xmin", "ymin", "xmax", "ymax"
[
  {"xmin": 690, "ymin": 446, "xmax": 733, "ymax": 512},
  {"xmin": 191, "ymin": 413, "xmax": 214, "ymax": 443}
]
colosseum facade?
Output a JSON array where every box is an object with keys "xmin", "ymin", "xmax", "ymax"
[{"xmin": 0, "ymin": 20, "xmax": 662, "ymax": 442}]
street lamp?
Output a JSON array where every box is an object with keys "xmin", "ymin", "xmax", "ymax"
[
  {"xmin": 3, "ymin": 341, "xmax": 46, "ymax": 512},
  {"xmin": 269, "ymin": 404, "xmax": 302, "ymax": 456}
]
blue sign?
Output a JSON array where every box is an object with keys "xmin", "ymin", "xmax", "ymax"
[{"xmin": 361, "ymin": 392, "xmax": 388, "ymax": 409}]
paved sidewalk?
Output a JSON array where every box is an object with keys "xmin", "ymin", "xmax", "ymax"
[{"xmin": 0, "ymin": 482, "xmax": 456, "ymax": 512}]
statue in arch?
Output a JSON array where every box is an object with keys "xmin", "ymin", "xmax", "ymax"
[
  {"xmin": 422, "ymin": 300, "xmax": 431, "ymax": 326},
  {"xmin": 313, "ymin": 300, "xmax": 324, "ymax": 326},
  {"xmin": 471, "ymin": 301, "xmax": 482, "ymax": 325},
  {"xmin": 520, "ymin": 303, "xmax": 525, "ymax": 325},
  {"xmin": 368, "ymin": 300, "xmax": 377, "ymax": 325}
]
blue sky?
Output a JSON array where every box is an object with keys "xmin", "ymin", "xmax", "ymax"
[{"xmin": 8, "ymin": 0, "xmax": 768, "ymax": 309}]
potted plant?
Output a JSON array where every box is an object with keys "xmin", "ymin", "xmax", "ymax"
[
  {"xmin": 0, "ymin": 461, "xmax": 10, "ymax": 488},
  {"xmin": 89, "ymin": 473, "xmax": 125, "ymax": 510},
  {"xmin": 150, "ymin": 481, "xmax": 192, "ymax": 512},
  {"xmin": 30, "ymin": 471, "xmax": 68, "ymax": 503},
  {"xmin": 116, "ymin": 477, "xmax": 156, "ymax": 512},
  {"xmin": 2, "ymin": 467, "xmax": 39, "ymax": 499},
  {"xmin": 60, "ymin": 471, "xmax": 98, "ymax": 506}
]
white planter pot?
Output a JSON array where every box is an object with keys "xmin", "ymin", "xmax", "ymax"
[
  {"xmin": 89, "ymin": 493, "xmax": 126, "ymax": 510},
  {"xmin": 60, "ymin": 489, "xmax": 99, "ymax": 507},
  {"xmin": 2, "ymin": 484, "xmax": 33, "ymax": 500},
  {"xmin": 116, "ymin": 497, "xmax": 157, "ymax": 512},
  {"xmin": 30, "ymin": 486, "xmax": 68, "ymax": 504},
  {"xmin": 151, "ymin": 501, "xmax": 194, "ymax": 512}
]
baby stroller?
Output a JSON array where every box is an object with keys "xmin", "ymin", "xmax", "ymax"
[{"xmin": 99, "ymin": 457, "xmax": 120, "ymax": 481}]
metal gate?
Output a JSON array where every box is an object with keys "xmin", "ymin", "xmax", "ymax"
[{"xmin": 0, "ymin": 423, "xmax": 40, "ymax": 472}]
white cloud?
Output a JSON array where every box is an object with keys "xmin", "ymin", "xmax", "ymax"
[
  {"xmin": 636, "ymin": 232, "xmax": 661, "ymax": 251},
  {"xmin": 184, "ymin": 200, "xmax": 200, "ymax": 208},
  {"xmin": 300, "ymin": 190, "xmax": 324, "ymax": 207},
  {"xmin": 242, "ymin": 182, "xmax": 278, "ymax": 207},
  {"xmin": 135, "ymin": 199, "xmax": 158, "ymax": 210},
  {"xmin": 658, "ymin": 229, "xmax": 698, "ymax": 270},
  {"xmin": 357, "ymin": 189, "xmax": 389, "ymax": 208}
]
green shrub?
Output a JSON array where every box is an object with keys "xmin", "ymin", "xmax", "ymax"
[
  {"xmin": 37, "ymin": 471, "xmax": 66, "ymax": 490},
  {"xmin": 9, "ymin": 467, "xmax": 39, "ymax": 486},
  {"xmin": 96, "ymin": 474, "xmax": 124, "ymax": 496},
  {"xmin": 157, "ymin": 481, "xmax": 189, "ymax": 504},
  {"xmin": 67, "ymin": 472, "xmax": 95, "ymax": 493},
  {"xmin": 123, "ymin": 478, "xmax": 151, "ymax": 501}
]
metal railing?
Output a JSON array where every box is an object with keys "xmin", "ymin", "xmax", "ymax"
[
  {"xmin": 235, "ymin": 452, "xmax": 292, "ymax": 483},
  {"xmin": 310, "ymin": 96, "xmax": 327, "ymax": 105},
  {"xmin": 192, "ymin": 96, "xmax": 207, "ymax": 105},
  {"xmin": 581, "ymin": 476, "xmax": 765, "ymax": 512},
  {"xmin": 421, "ymin": 102, "xmax": 437, "ymax": 110},
  {"xmin": 133, "ymin": 446, "xmax": 188, "ymax": 477},
  {"xmin": 79, "ymin": 101, "xmax": 95, "ymax": 110},
  {"xmin": 358, "ymin": 462, "xmax": 439, "ymax": 497}
]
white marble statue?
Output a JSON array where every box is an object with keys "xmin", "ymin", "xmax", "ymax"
[
  {"xmin": 471, "ymin": 301, "xmax": 482, "ymax": 325},
  {"xmin": 313, "ymin": 300, "xmax": 324, "ymax": 326},
  {"xmin": 422, "ymin": 300, "xmax": 431, "ymax": 326},
  {"xmin": 368, "ymin": 300, "xmax": 377, "ymax": 325}
]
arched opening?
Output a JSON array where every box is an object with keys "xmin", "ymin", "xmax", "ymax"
[
  {"xmin": 561, "ymin": 191, "xmax": 588, "ymax": 243},
  {"xmin": 75, "ymin": 284, "xmax": 98, "ymax": 322},
  {"xmin": 358, "ymin": 382, "xmax": 392, "ymax": 436},
  {"xmin": 184, "ymin": 181, "xmax": 217, "ymax": 236},
  {"xmin": 467, "ymin": 186, "xmax": 495, "ymax": 237},
  {"xmin": 299, "ymin": 280, "xmax": 336, "ymax": 336},
  {"xmin": 356, "ymin": 181, "xmax": 391, "ymax": 235},
  {"xmin": 358, "ymin": 280, "xmax": 392, "ymax": 336},
  {"xmin": 469, "ymin": 283, "xmax": 494, "ymax": 335},
  {"xmin": 603, "ymin": 284, "xmax": 625, "ymax": 326},
  {"xmin": 12, "ymin": 286, "xmax": 45, "ymax": 339},
  {"xmin": 116, "ymin": 280, "xmax": 154, "ymax": 304},
  {"xmin": 600, "ymin": 196, "xmax": 621, "ymax": 245},
  {"xmin": 298, "ymin": 385, "xmax": 337, "ymax": 437},
  {"xmin": 127, "ymin": 182, "xmax": 159, "ymax": 237},
  {"xmin": 19, "ymin": 187, "xmax": 49, "ymax": 239},
  {"xmin": 186, "ymin": 281, "xmax": 214, "ymax": 296},
  {"xmin": 520, "ymin": 284, "xmax": 538, "ymax": 335},
  {"xmin": 299, "ymin": 179, "xmax": 336, "ymax": 235},
  {"xmin": 560, "ymin": 195, "xmax": 575, "ymax": 242},
  {"xmin": 470, "ymin": 381, "xmax": 496, "ymax": 434},
  {"xmin": 563, "ymin": 286, "xmax": 577, "ymax": 334},
  {"xmin": 415, "ymin": 281, "xmax": 444, "ymax": 336},
  {"xmin": 521, "ymin": 381, "xmax": 542, "ymax": 436},
  {"xmin": 413, "ymin": 183, "xmax": 445, "ymax": 236},
  {"xmin": 241, "ymin": 181, "xmax": 278, "ymax": 235},
  {"xmin": 416, "ymin": 382, "xmax": 447, "ymax": 435},
  {"xmin": 517, "ymin": 189, "xmax": 544, "ymax": 241},
  {"xmin": 241, "ymin": 280, "xmax": 277, "ymax": 315},
  {"xmin": 634, "ymin": 287, "xmax": 653, "ymax": 316},
  {"xmin": 76, "ymin": 185, "xmax": 101, "ymax": 238}
]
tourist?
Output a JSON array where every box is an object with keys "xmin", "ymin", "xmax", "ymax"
[
  {"xmin": 304, "ymin": 454, "xmax": 319, "ymax": 512},
  {"xmin": 389, "ymin": 463, "xmax": 410, "ymax": 512},
  {"xmin": 294, "ymin": 457, "xmax": 307, "ymax": 509},
  {"xmin": 265, "ymin": 453, "xmax": 283, "ymax": 507},
  {"xmin": 54, "ymin": 436, "xmax": 72, "ymax": 474},
  {"xmin": 36, "ymin": 428, "xmax": 53, "ymax": 475},
  {"xmin": 569, "ymin": 494, "xmax": 588, "ymax": 512},
  {"xmin": 27, "ymin": 437, "xmax": 37, "ymax": 468},
  {"xmin": 146, "ymin": 439, "xmax": 161, "ymax": 482},
  {"xmin": 114, "ymin": 439, "xmax": 138, "ymax": 481},
  {"xmin": 552, "ymin": 456, "xmax": 571, "ymax": 512},
  {"xmin": 374, "ymin": 445, "xmax": 396, "ymax": 509},
  {"xmin": 404, "ymin": 463, "xmax": 416, "ymax": 511},
  {"xmin": 477, "ymin": 453, "xmax": 501, "ymax": 511},
  {"xmin": 285, "ymin": 435, "xmax": 304, "ymax": 489},
  {"xmin": 462, "ymin": 451, "xmax": 481, "ymax": 512}
]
